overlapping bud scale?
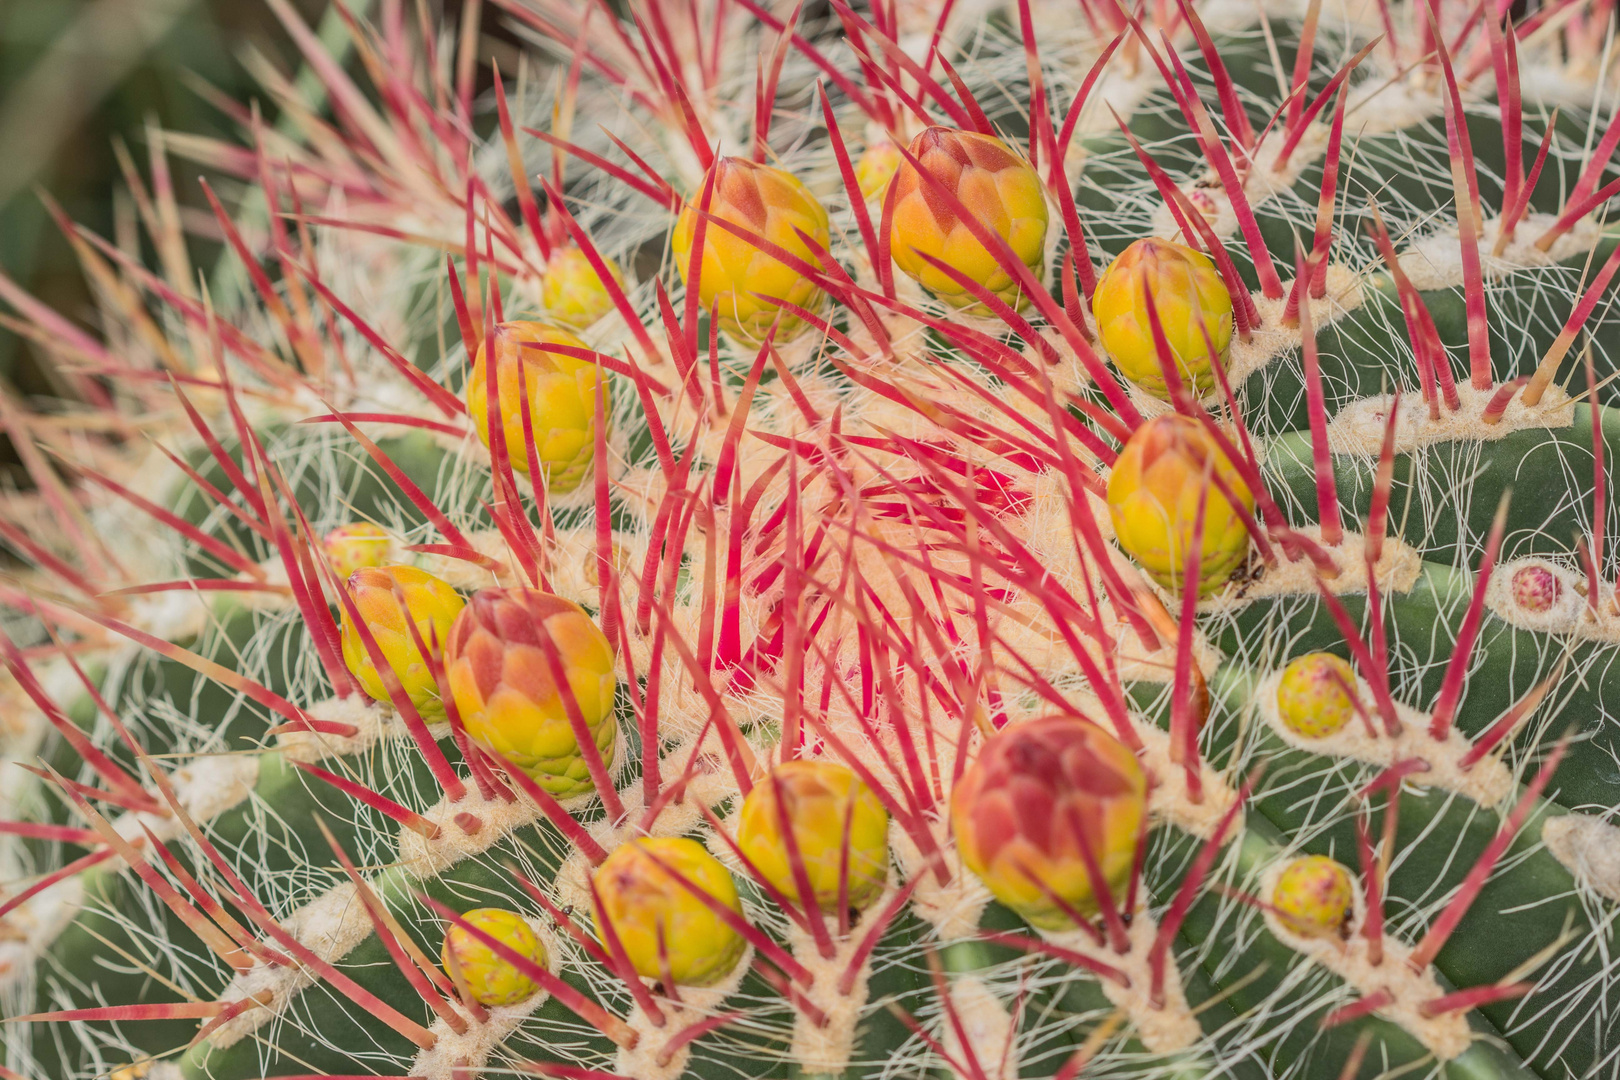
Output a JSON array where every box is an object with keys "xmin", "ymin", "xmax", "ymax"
[
  {"xmin": 1106, "ymin": 414, "xmax": 1255, "ymax": 597},
  {"xmin": 467, "ymin": 319, "xmax": 609, "ymax": 494},
  {"xmin": 887, "ymin": 126, "xmax": 1048, "ymax": 310},
  {"xmin": 1093, "ymin": 238, "xmax": 1234, "ymax": 401},
  {"xmin": 444, "ymin": 588, "xmax": 617, "ymax": 797},
  {"xmin": 737, "ymin": 760, "xmax": 890, "ymax": 913},
  {"xmin": 340, "ymin": 565, "xmax": 465, "ymax": 721},
  {"xmin": 951, "ymin": 717, "xmax": 1146, "ymax": 930},
  {"xmin": 592, "ymin": 837, "xmax": 746, "ymax": 986},
  {"xmin": 671, "ymin": 157, "xmax": 830, "ymax": 343}
]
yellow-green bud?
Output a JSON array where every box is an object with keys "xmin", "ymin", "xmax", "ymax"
[
  {"xmin": 1105, "ymin": 414, "xmax": 1255, "ymax": 597},
  {"xmin": 1271, "ymin": 856, "xmax": 1354, "ymax": 939},
  {"xmin": 856, "ymin": 141, "xmax": 902, "ymax": 200},
  {"xmin": 671, "ymin": 157, "xmax": 831, "ymax": 343},
  {"xmin": 467, "ymin": 319, "xmax": 609, "ymax": 494},
  {"xmin": 444, "ymin": 587, "xmax": 617, "ymax": 797},
  {"xmin": 1275, "ymin": 653, "xmax": 1358, "ymax": 739},
  {"xmin": 887, "ymin": 126, "xmax": 1049, "ymax": 311},
  {"xmin": 323, "ymin": 523, "xmax": 391, "ymax": 580},
  {"xmin": 1092, "ymin": 238, "xmax": 1233, "ymax": 401},
  {"xmin": 951, "ymin": 717, "xmax": 1146, "ymax": 930},
  {"xmin": 737, "ymin": 760, "xmax": 890, "ymax": 913},
  {"xmin": 441, "ymin": 907, "xmax": 548, "ymax": 1006},
  {"xmin": 340, "ymin": 565, "xmax": 465, "ymax": 720},
  {"xmin": 592, "ymin": 837, "xmax": 746, "ymax": 986},
  {"xmin": 541, "ymin": 246, "xmax": 625, "ymax": 330}
]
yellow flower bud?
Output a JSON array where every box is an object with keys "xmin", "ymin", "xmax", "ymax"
[
  {"xmin": 1105, "ymin": 414, "xmax": 1255, "ymax": 597},
  {"xmin": 951, "ymin": 717, "xmax": 1146, "ymax": 930},
  {"xmin": 671, "ymin": 157, "xmax": 831, "ymax": 343},
  {"xmin": 856, "ymin": 140, "xmax": 902, "ymax": 200},
  {"xmin": 592, "ymin": 837, "xmax": 746, "ymax": 986},
  {"xmin": 1271, "ymin": 856, "xmax": 1354, "ymax": 940},
  {"xmin": 444, "ymin": 587, "xmax": 617, "ymax": 797},
  {"xmin": 1276, "ymin": 653, "xmax": 1358, "ymax": 739},
  {"xmin": 540, "ymin": 246, "xmax": 625, "ymax": 330},
  {"xmin": 322, "ymin": 523, "xmax": 391, "ymax": 580},
  {"xmin": 441, "ymin": 907, "xmax": 548, "ymax": 1006},
  {"xmin": 339, "ymin": 565, "xmax": 465, "ymax": 721},
  {"xmin": 466, "ymin": 319, "xmax": 609, "ymax": 494},
  {"xmin": 1092, "ymin": 238, "xmax": 1233, "ymax": 401},
  {"xmin": 887, "ymin": 126, "xmax": 1048, "ymax": 311},
  {"xmin": 737, "ymin": 760, "xmax": 890, "ymax": 913}
]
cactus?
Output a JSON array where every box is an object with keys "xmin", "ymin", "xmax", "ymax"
[{"xmin": 1, "ymin": 1, "xmax": 1619, "ymax": 1079}]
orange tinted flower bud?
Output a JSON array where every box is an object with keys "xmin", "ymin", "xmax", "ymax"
[
  {"xmin": 887, "ymin": 127, "xmax": 1048, "ymax": 310},
  {"xmin": 444, "ymin": 587, "xmax": 617, "ymax": 796},
  {"xmin": 671, "ymin": 157, "xmax": 831, "ymax": 343},
  {"xmin": 951, "ymin": 716, "xmax": 1146, "ymax": 930}
]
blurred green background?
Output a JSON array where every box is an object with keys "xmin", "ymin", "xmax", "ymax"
[{"xmin": 0, "ymin": 0, "xmax": 333, "ymax": 403}]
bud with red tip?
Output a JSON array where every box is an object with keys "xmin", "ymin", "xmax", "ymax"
[
  {"xmin": 444, "ymin": 587, "xmax": 617, "ymax": 797},
  {"xmin": 951, "ymin": 716, "xmax": 1147, "ymax": 930},
  {"xmin": 887, "ymin": 126, "xmax": 1049, "ymax": 311},
  {"xmin": 671, "ymin": 157, "xmax": 831, "ymax": 343}
]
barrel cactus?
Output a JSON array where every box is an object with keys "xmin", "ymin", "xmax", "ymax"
[{"xmin": 1, "ymin": 0, "xmax": 1618, "ymax": 1078}]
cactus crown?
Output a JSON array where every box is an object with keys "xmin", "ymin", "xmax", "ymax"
[{"xmin": 0, "ymin": 0, "xmax": 1618, "ymax": 1078}]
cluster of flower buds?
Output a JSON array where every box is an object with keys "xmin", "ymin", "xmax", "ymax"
[
  {"xmin": 1106, "ymin": 414, "xmax": 1255, "ymax": 597},
  {"xmin": 672, "ymin": 157, "xmax": 831, "ymax": 343},
  {"xmin": 592, "ymin": 837, "xmax": 746, "ymax": 986},
  {"xmin": 441, "ymin": 907, "xmax": 548, "ymax": 1006},
  {"xmin": 540, "ymin": 246, "xmax": 626, "ymax": 330},
  {"xmin": 340, "ymin": 565, "xmax": 465, "ymax": 720},
  {"xmin": 737, "ymin": 760, "xmax": 890, "ymax": 913},
  {"xmin": 886, "ymin": 126, "xmax": 1049, "ymax": 311},
  {"xmin": 1276, "ymin": 653, "xmax": 1358, "ymax": 739},
  {"xmin": 323, "ymin": 523, "xmax": 392, "ymax": 580},
  {"xmin": 1093, "ymin": 238, "xmax": 1234, "ymax": 401},
  {"xmin": 951, "ymin": 716, "xmax": 1146, "ymax": 930},
  {"xmin": 444, "ymin": 587, "xmax": 617, "ymax": 797},
  {"xmin": 1271, "ymin": 856, "xmax": 1354, "ymax": 939},
  {"xmin": 466, "ymin": 319, "xmax": 608, "ymax": 494}
]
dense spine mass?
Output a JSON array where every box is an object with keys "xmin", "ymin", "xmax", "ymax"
[{"xmin": 1, "ymin": 0, "xmax": 1619, "ymax": 1078}]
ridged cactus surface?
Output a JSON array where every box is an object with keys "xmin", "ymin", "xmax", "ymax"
[{"xmin": 1, "ymin": 0, "xmax": 1619, "ymax": 1078}]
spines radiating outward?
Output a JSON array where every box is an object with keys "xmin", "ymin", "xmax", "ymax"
[{"xmin": 0, "ymin": 0, "xmax": 1618, "ymax": 1078}]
